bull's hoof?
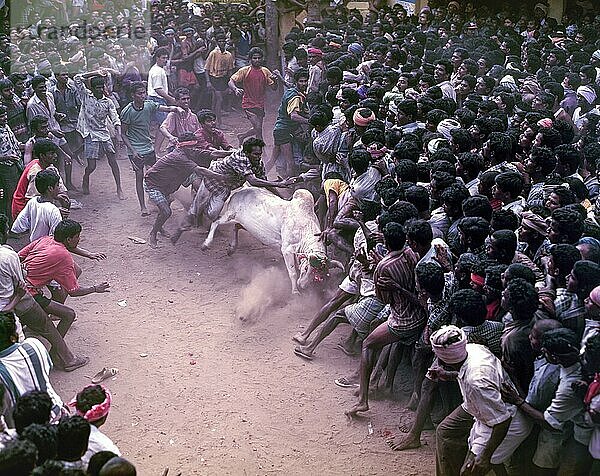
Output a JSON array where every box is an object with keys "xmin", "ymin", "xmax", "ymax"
[
  {"xmin": 226, "ymin": 245, "xmax": 236, "ymax": 256},
  {"xmin": 200, "ymin": 242, "xmax": 209, "ymax": 251},
  {"xmin": 292, "ymin": 289, "xmax": 301, "ymax": 296}
]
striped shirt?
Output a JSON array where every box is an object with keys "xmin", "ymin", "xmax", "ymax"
[
  {"xmin": 0, "ymin": 338, "xmax": 64, "ymax": 422},
  {"xmin": 374, "ymin": 247, "xmax": 426, "ymax": 332}
]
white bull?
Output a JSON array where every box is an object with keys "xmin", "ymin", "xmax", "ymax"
[{"xmin": 201, "ymin": 187, "xmax": 344, "ymax": 294}]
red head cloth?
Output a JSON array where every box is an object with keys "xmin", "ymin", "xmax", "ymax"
[
  {"xmin": 470, "ymin": 273, "xmax": 485, "ymax": 287},
  {"xmin": 353, "ymin": 108, "xmax": 375, "ymax": 127},
  {"xmin": 591, "ymin": 285, "xmax": 600, "ymax": 308},
  {"xmin": 307, "ymin": 48, "xmax": 323, "ymax": 56},
  {"xmin": 68, "ymin": 385, "xmax": 112, "ymax": 423}
]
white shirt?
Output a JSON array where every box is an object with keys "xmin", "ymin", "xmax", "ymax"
[
  {"xmin": 0, "ymin": 245, "xmax": 24, "ymax": 309},
  {"xmin": 147, "ymin": 64, "xmax": 169, "ymax": 97},
  {"xmin": 26, "ymin": 92, "xmax": 60, "ymax": 132},
  {"xmin": 417, "ymin": 238, "xmax": 452, "ymax": 267},
  {"xmin": 458, "ymin": 344, "xmax": 532, "ymax": 464},
  {"xmin": 0, "ymin": 338, "xmax": 64, "ymax": 422},
  {"xmin": 502, "ymin": 197, "xmax": 526, "ymax": 215},
  {"xmin": 465, "ymin": 178, "xmax": 479, "ymax": 196},
  {"xmin": 12, "ymin": 198, "xmax": 62, "ymax": 242},
  {"xmin": 458, "ymin": 344, "xmax": 517, "ymax": 427},
  {"xmin": 352, "ymin": 221, "xmax": 379, "ymax": 297},
  {"xmin": 572, "ymin": 106, "xmax": 600, "ymax": 131},
  {"xmin": 438, "ymin": 80, "xmax": 456, "ymax": 100},
  {"xmin": 82, "ymin": 425, "xmax": 121, "ymax": 468}
]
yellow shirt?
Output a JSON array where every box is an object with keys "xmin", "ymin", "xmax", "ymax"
[{"xmin": 205, "ymin": 47, "xmax": 235, "ymax": 78}]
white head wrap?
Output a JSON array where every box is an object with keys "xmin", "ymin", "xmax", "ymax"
[
  {"xmin": 577, "ymin": 85, "xmax": 597, "ymax": 105},
  {"xmin": 430, "ymin": 326, "xmax": 468, "ymax": 364}
]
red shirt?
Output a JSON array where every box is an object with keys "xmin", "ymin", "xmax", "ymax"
[
  {"xmin": 12, "ymin": 159, "xmax": 39, "ymax": 219},
  {"xmin": 18, "ymin": 236, "xmax": 79, "ymax": 296},
  {"xmin": 193, "ymin": 127, "xmax": 230, "ymax": 150},
  {"xmin": 229, "ymin": 66, "xmax": 275, "ymax": 110}
]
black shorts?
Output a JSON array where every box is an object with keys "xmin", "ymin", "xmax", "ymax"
[
  {"xmin": 273, "ymin": 128, "xmax": 295, "ymax": 146},
  {"xmin": 64, "ymin": 130, "xmax": 84, "ymax": 153},
  {"xmin": 129, "ymin": 151, "xmax": 156, "ymax": 171},
  {"xmin": 33, "ymin": 293, "xmax": 51, "ymax": 310},
  {"xmin": 209, "ymin": 76, "xmax": 229, "ymax": 92}
]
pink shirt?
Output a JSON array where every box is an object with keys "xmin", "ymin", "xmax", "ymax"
[{"xmin": 18, "ymin": 236, "xmax": 79, "ymax": 296}]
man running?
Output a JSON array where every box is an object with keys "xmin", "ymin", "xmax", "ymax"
[
  {"xmin": 73, "ymin": 70, "xmax": 124, "ymax": 199},
  {"xmin": 228, "ymin": 47, "xmax": 278, "ymax": 143}
]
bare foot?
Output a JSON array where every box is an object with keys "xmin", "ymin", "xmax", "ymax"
[
  {"xmin": 387, "ymin": 434, "xmax": 421, "ymax": 451},
  {"xmin": 336, "ymin": 342, "xmax": 358, "ymax": 356},
  {"xmin": 345, "ymin": 402, "xmax": 369, "ymax": 418},
  {"xmin": 148, "ymin": 234, "xmax": 158, "ymax": 248},
  {"xmin": 292, "ymin": 333, "xmax": 307, "ymax": 345},
  {"xmin": 170, "ymin": 228, "xmax": 184, "ymax": 244},
  {"xmin": 117, "ymin": 190, "xmax": 126, "ymax": 200},
  {"xmin": 407, "ymin": 392, "xmax": 419, "ymax": 411}
]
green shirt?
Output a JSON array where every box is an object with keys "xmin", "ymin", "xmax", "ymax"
[{"xmin": 120, "ymin": 100, "xmax": 159, "ymax": 155}]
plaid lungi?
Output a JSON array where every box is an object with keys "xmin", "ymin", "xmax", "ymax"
[
  {"xmin": 83, "ymin": 136, "xmax": 115, "ymax": 160},
  {"xmin": 345, "ymin": 296, "xmax": 386, "ymax": 338},
  {"xmin": 143, "ymin": 181, "xmax": 169, "ymax": 208}
]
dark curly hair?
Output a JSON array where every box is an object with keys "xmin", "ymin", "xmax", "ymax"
[
  {"xmin": 19, "ymin": 423, "xmax": 57, "ymax": 465},
  {"xmin": 449, "ymin": 289, "xmax": 486, "ymax": 326},
  {"xmin": 13, "ymin": 390, "xmax": 53, "ymax": 434},
  {"xmin": 415, "ymin": 261, "xmax": 445, "ymax": 295},
  {"xmin": 75, "ymin": 385, "xmax": 106, "ymax": 415},
  {"xmin": 505, "ymin": 278, "xmax": 538, "ymax": 319}
]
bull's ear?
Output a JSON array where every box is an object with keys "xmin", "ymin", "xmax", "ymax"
[{"xmin": 327, "ymin": 258, "xmax": 345, "ymax": 272}]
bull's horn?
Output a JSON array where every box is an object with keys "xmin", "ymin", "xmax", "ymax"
[{"xmin": 327, "ymin": 258, "xmax": 345, "ymax": 271}]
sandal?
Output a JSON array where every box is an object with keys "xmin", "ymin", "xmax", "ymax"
[
  {"xmin": 128, "ymin": 236, "xmax": 147, "ymax": 244},
  {"xmin": 334, "ymin": 377, "xmax": 359, "ymax": 388},
  {"xmin": 293, "ymin": 347, "xmax": 314, "ymax": 361},
  {"xmin": 336, "ymin": 343, "xmax": 358, "ymax": 357},
  {"xmin": 63, "ymin": 356, "xmax": 90, "ymax": 372},
  {"xmin": 90, "ymin": 367, "xmax": 119, "ymax": 384}
]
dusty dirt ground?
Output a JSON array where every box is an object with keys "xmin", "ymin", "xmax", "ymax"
[{"xmin": 11, "ymin": 110, "xmax": 435, "ymax": 475}]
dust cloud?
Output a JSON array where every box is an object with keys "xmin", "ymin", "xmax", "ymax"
[{"xmin": 235, "ymin": 265, "xmax": 291, "ymax": 322}]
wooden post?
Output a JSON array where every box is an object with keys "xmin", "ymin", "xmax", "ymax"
[
  {"xmin": 548, "ymin": 0, "xmax": 565, "ymax": 22},
  {"xmin": 306, "ymin": 0, "xmax": 322, "ymax": 24},
  {"xmin": 265, "ymin": 0, "xmax": 279, "ymax": 71},
  {"xmin": 415, "ymin": 0, "xmax": 427, "ymax": 13}
]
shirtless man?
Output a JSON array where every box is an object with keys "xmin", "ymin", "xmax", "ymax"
[
  {"xmin": 172, "ymin": 138, "xmax": 293, "ymax": 243},
  {"xmin": 144, "ymin": 133, "xmax": 232, "ymax": 248}
]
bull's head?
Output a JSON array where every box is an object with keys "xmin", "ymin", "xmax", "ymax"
[{"xmin": 296, "ymin": 252, "xmax": 345, "ymax": 290}]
